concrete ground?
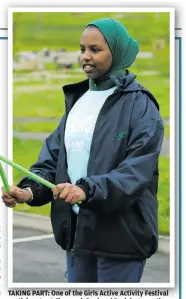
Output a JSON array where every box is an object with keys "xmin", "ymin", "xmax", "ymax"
[{"xmin": 13, "ymin": 226, "xmax": 170, "ymax": 284}]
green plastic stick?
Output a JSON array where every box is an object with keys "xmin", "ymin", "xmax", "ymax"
[
  {"xmin": 0, "ymin": 155, "xmax": 82, "ymax": 204},
  {"xmin": 0, "ymin": 161, "xmax": 10, "ymax": 193}
]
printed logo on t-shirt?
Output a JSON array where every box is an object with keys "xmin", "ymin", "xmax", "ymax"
[{"xmin": 66, "ymin": 114, "xmax": 96, "ymax": 135}]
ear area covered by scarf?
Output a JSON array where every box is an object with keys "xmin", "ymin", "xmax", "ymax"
[{"xmin": 86, "ymin": 18, "xmax": 139, "ymax": 72}]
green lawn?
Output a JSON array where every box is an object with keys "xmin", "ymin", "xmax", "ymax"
[
  {"xmin": 157, "ymin": 156, "xmax": 170, "ymax": 235},
  {"xmin": 164, "ymin": 124, "xmax": 170, "ymax": 136},
  {"xmin": 13, "ymin": 12, "xmax": 170, "ymax": 52},
  {"xmin": 13, "ymin": 138, "xmax": 43, "ymax": 183},
  {"xmin": 13, "ymin": 138, "xmax": 170, "ymax": 235},
  {"xmin": 13, "ymin": 88, "xmax": 65, "ymax": 118}
]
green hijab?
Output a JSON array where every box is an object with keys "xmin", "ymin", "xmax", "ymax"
[{"xmin": 85, "ymin": 18, "xmax": 139, "ymax": 90}]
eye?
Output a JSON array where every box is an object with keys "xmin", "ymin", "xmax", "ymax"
[
  {"xmin": 80, "ymin": 46, "xmax": 85, "ymax": 53},
  {"xmin": 90, "ymin": 47, "xmax": 100, "ymax": 53}
]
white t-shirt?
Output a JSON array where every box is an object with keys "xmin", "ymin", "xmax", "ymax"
[{"xmin": 64, "ymin": 86, "xmax": 117, "ymax": 214}]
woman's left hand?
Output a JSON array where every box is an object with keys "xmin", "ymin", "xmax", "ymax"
[{"xmin": 53, "ymin": 183, "xmax": 86, "ymax": 204}]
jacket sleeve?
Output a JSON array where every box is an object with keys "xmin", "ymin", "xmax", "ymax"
[
  {"xmin": 78, "ymin": 93, "xmax": 164, "ymax": 214},
  {"xmin": 17, "ymin": 117, "xmax": 65, "ymax": 206}
]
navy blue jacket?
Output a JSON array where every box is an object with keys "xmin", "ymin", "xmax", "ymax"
[{"xmin": 18, "ymin": 73, "xmax": 164, "ymax": 260}]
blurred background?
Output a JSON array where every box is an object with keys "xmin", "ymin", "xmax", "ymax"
[{"xmin": 12, "ymin": 12, "xmax": 170, "ymax": 236}]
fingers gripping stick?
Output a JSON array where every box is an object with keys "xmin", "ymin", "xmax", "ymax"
[{"xmin": 0, "ymin": 155, "xmax": 82, "ymax": 204}]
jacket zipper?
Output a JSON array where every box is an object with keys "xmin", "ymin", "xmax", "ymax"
[
  {"xmin": 70, "ymin": 248, "xmax": 75, "ymax": 266},
  {"xmin": 70, "ymin": 212, "xmax": 80, "ymax": 266}
]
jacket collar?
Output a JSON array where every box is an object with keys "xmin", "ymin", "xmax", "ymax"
[
  {"xmin": 62, "ymin": 72, "xmax": 159, "ymax": 111},
  {"xmin": 62, "ymin": 70, "xmax": 134, "ymax": 95}
]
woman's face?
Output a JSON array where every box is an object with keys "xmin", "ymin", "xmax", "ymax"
[{"xmin": 80, "ymin": 26, "xmax": 113, "ymax": 79}]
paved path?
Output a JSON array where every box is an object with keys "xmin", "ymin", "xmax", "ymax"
[{"xmin": 13, "ymin": 226, "xmax": 170, "ymax": 284}]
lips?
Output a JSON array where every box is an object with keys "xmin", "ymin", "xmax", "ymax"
[{"xmin": 83, "ymin": 64, "xmax": 95, "ymax": 72}]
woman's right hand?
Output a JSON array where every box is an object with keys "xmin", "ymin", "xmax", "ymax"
[{"xmin": 1, "ymin": 186, "xmax": 32, "ymax": 208}]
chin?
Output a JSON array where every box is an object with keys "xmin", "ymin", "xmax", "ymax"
[{"xmin": 85, "ymin": 73, "xmax": 99, "ymax": 79}]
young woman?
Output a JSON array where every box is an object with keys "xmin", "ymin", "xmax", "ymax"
[{"xmin": 2, "ymin": 18, "xmax": 164, "ymax": 282}]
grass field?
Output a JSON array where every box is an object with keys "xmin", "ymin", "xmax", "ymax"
[
  {"xmin": 13, "ymin": 12, "xmax": 170, "ymax": 78},
  {"xmin": 13, "ymin": 12, "xmax": 170, "ymax": 52}
]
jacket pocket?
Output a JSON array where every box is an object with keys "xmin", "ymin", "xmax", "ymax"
[
  {"xmin": 125, "ymin": 201, "xmax": 158, "ymax": 257},
  {"xmin": 50, "ymin": 199, "xmax": 71, "ymax": 249},
  {"xmin": 78, "ymin": 210, "xmax": 146, "ymax": 259}
]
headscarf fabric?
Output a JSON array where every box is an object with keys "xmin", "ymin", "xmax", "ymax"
[{"xmin": 86, "ymin": 18, "xmax": 139, "ymax": 76}]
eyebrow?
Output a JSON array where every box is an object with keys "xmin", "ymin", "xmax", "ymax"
[{"xmin": 80, "ymin": 44, "xmax": 99, "ymax": 47}]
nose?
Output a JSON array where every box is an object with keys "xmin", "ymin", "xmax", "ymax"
[{"xmin": 81, "ymin": 49, "xmax": 92, "ymax": 62}]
